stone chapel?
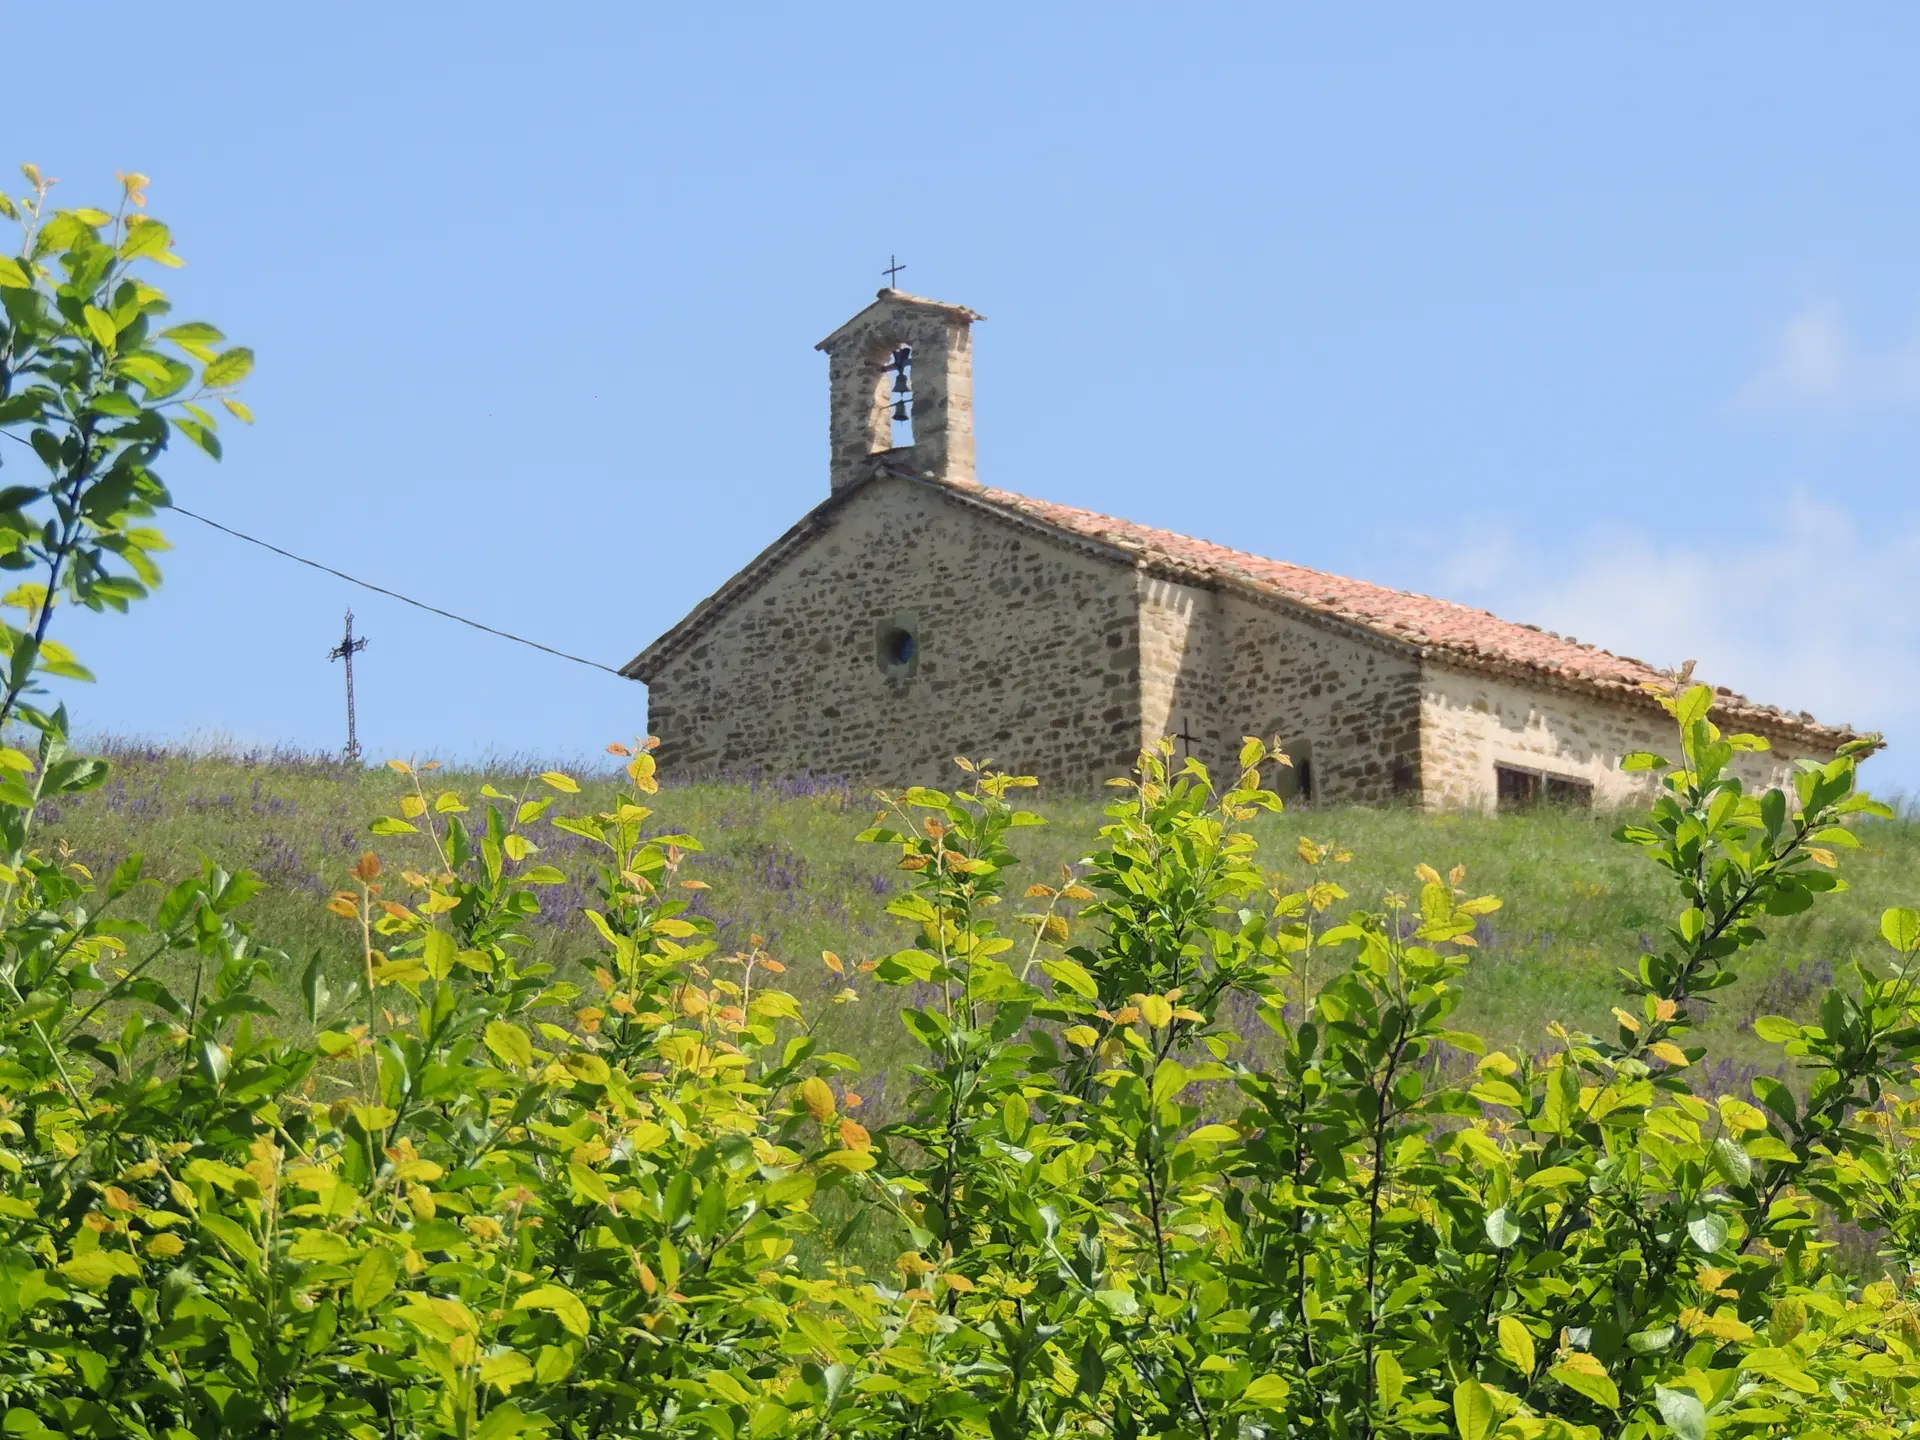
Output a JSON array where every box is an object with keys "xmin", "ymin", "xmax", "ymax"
[{"xmin": 624, "ymin": 289, "xmax": 1853, "ymax": 807}]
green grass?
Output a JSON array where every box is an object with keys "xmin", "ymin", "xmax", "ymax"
[{"xmin": 41, "ymin": 741, "xmax": 1920, "ymax": 1118}]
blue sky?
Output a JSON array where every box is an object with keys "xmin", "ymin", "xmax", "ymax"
[{"xmin": 12, "ymin": 6, "xmax": 1920, "ymax": 791}]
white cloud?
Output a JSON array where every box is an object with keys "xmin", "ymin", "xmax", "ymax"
[
  {"xmin": 1743, "ymin": 305, "xmax": 1920, "ymax": 409},
  {"xmin": 1439, "ymin": 495, "xmax": 1920, "ymax": 791}
]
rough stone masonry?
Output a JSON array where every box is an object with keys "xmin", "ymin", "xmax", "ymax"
[{"xmin": 625, "ymin": 289, "xmax": 1855, "ymax": 806}]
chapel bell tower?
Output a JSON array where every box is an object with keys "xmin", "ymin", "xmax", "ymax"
[{"xmin": 816, "ymin": 287, "xmax": 984, "ymax": 494}]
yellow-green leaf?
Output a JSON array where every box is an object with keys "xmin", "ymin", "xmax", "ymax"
[
  {"xmin": 563, "ymin": 1052, "xmax": 611, "ymax": 1087},
  {"xmin": 1453, "ymin": 1378, "xmax": 1496, "ymax": 1440},
  {"xmin": 798, "ymin": 1076, "xmax": 836, "ymax": 1121},
  {"xmin": 1497, "ymin": 1315, "xmax": 1535, "ymax": 1376},
  {"xmin": 540, "ymin": 771, "xmax": 580, "ymax": 794},
  {"xmin": 485, "ymin": 1021, "xmax": 534, "ymax": 1071},
  {"xmin": 1040, "ymin": 957, "xmax": 1097, "ymax": 999},
  {"xmin": 1550, "ymin": 1352, "xmax": 1619, "ymax": 1410},
  {"xmin": 1242, "ymin": 1374, "xmax": 1290, "ymax": 1409},
  {"xmin": 201, "ymin": 346, "xmax": 253, "ymax": 388},
  {"xmin": 351, "ymin": 1248, "xmax": 398, "ymax": 1310},
  {"xmin": 58, "ymin": 1249, "xmax": 139, "ymax": 1289},
  {"xmin": 423, "ymin": 929, "xmax": 457, "ymax": 980},
  {"xmin": 480, "ymin": 1349, "xmax": 534, "ymax": 1393},
  {"xmin": 568, "ymin": 1161, "xmax": 612, "ymax": 1205}
]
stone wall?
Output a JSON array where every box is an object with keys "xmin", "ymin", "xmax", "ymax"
[
  {"xmin": 1138, "ymin": 579, "xmax": 1426, "ymax": 804},
  {"xmin": 1419, "ymin": 663, "xmax": 1832, "ymax": 811},
  {"xmin": 645, "ymin": 477, "xmax": 1142, "ymax": 789}
]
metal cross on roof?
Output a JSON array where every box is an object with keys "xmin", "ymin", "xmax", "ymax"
[{"xmin": 882, "ymin": 255, "xmax": 905, "ymax": 288}]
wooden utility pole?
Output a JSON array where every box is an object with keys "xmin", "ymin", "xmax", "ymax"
[{"xmin": 327, "ymin": 609, "xmax": 370, "ymax": 764}]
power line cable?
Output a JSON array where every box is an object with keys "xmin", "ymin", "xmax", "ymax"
[{"xmin": 164, "ymin": 502, "xmax": 629, "ymax": 677}]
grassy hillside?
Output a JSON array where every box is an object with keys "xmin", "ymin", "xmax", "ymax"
[{"xmin": 41, "ymin": 741, "xmax": 1920, "ymax": 1118}]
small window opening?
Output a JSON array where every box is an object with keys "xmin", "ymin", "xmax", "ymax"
[
  {"xmin": 1276, "ymin": 739, "xmax": 1314, "ymax": 804},
  {"xmin": 887, "ymin": 345, "xmax": 913, "ymax": 448},
  {"xmin": 1495, "ymin": 763, "xmax": 1592, "ymax": 812},
  {"xmin": 875, "ymin": 614, "xmax": 920, "ymax": 679}
]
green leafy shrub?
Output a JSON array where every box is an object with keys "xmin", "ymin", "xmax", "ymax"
[{"xmin": 3, "ymin": 170, "xmax": 1919, "ymax": 1439}]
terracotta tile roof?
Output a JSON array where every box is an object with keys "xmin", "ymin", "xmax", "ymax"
[{"xmin": 943, "ymin": 477, "xmax": 1854, "ymax": 748}]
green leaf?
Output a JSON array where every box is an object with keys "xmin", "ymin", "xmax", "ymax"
[
  {"xmin": 1040, "ymin": 956, "xmax": 1097, "ymax": 998},
  {"xmin": 160, "ymin": 321, "xmax": 224, "ymax": 363},
  {"xmin": 171, "ymin": 416, "xmax": 221, "ymax": 459},
  {"xmin": 34, "ymin": 640, "xmax": 93, "ymax": 684},
  {"xmin": 1676, "ymin": 684, "xmax": 1714, "ymax": 730},
  {"xmin": 1627, "ymin": 1324, "xmax": 1676, "ymax": 1354},
  {"xmin": 473, "ymin": 1401, "xmax": 531, "ymax": 1440},
  {"xmin": 1452, "ymin": 1378, "xmax": 1496, "ymax": 1440},
  {"xmin": 1753, "ymin": 1015, "xmax": 1801, "ymax": 1044},
  {"xmin": 82, "ymin": 306, "xmax": 117, "ymax": 350},
  {"xmin": 1522, "ymin": 1165, "xmax": 1587, "ymax": 1190},
  {"xmin": 119, "ymin": 219, "xmax": 172, "ymax": 262},
  {"xmin": 1375, "ymin": 1351, "xmax": 1404, "ymax": 1411},
  {"xmin": 57, "ymin": 1250, "xmax": 139, "ymax": 1289},
  {"xmin": 1484, "ymin": 1206, "xmax": 1521, "ymax": 1249},
  {"xmin": 1653, "ymin": 1385, "xmax": 1706, "ymax": 1440},
  {"xmin": 539, "ymin": 770, "xmax": 579, "ymax": 793},
  {"xmin": 521, "ymin": 864, "xmax": 567, "ymax": 885},
  {"xmin": 200, "ymin": 1213, "xmax": 260, "ymax": 1270},
  {"xmin": 351, "ymin": 1247, "xmax": 398, "ymax": 1310},
  {"xmin": 1710, "ymin": 1137, "xmax": 1752, "ymax": 1188},
  {"xmin": 0, "ymin": 257, "xmax": 30, "ymax": 289},
  {"xmin": 1150, "ymin": 1059, "xmax": 1187, "ymax": 1107},
  {"xmin": 1687, "ymin": 1213, "xmax": 1729, "ymax": 1254},
  {"xmin": 200, "ymin": 346, "xmax": 254, "ymax": 387},
  {"xmin": 369, "ymin": 816, "xmax": 417, "ymax": 835},
  {"xmin": 516, "ymin": 1283, "xmax": 590, "ymax": 1337},
  {"xmin": 1883, "ymin": 907, "xmax": 1920, "ymax": 953},
  {"xmin": 1241, "ymin": 1374, "xmax": 1290, "ymax": 1409},
  {"xmin": 1075, "ymin": 1338, "xmax": 1107, "ymax": 1398}
]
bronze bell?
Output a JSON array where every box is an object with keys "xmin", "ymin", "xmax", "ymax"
[
  {"xmin": 891, "ymin": 400, "xmax": 910, "ymax": 423},
  {"xmin": 892, "ymin": 370, "xmax": 911, "ymax": 395}
]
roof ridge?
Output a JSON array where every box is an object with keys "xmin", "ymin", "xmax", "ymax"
[{"xmin": 939, "ymin": 477, "xmax": 1854, "ymax": 746}]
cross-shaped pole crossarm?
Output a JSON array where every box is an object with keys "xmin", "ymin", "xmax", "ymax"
[
  {"xmin": 883, "ymin": 254, "xmax": 906, "ymax": 287},
  {"xmin": 328, "ymin": 610, "xmax": 369, "ymax": 763}
]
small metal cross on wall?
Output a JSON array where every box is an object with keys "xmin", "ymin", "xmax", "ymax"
[
  {"xmin": 1172, "ymin": 715, "xmax": 1198, "ymax": 765},
  {"xmin": 882, "ymin": 254, "xmax": 906, "ymax": 288}
]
